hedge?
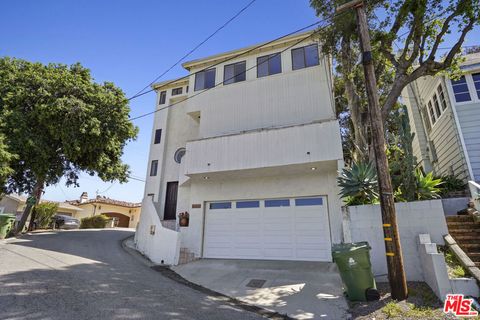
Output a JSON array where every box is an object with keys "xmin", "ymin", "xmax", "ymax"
[{"xmin": 80, "ymin": 214, "xmax": 109, "ymax": 229}]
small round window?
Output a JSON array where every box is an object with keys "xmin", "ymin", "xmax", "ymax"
[{"xmin": 174, "ymin": 147, "xmax": 186, "ymax": 164}]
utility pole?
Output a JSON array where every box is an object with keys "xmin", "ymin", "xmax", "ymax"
[{"xmin": 336, "ymin": 0, "xmax": 408, "ymax": 300}]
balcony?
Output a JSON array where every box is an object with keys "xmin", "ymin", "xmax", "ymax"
[{"xmin": 183, "ymin": 120, "xmax": 342, "ymax": 177}]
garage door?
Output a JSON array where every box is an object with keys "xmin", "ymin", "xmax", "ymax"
[{"xmin": 203, "ymin": 196, "xmax": 331, "ymax": 261}]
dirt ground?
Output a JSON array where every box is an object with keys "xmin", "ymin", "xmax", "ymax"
[{"xmin": 348, "ymin": 282, "xmax": 476, "ymax": 319}]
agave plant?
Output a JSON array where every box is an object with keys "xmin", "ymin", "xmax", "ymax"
[
  {"xmin": 415, "ymin": 169, "xmax": 443, "ymax": 200},
  {"xmin": 337, "ymin": 161, "xmax": 379, "ymax": 205}
]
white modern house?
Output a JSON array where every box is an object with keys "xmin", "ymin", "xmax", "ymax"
[
  {"xmin": 401, "ymin": 52, "xmax": 480, "ymax": 199},
  {"xmin": 135, "ymin": 31, "xmax": 345, "ymax": 265}
]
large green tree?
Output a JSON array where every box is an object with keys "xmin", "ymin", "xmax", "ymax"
[
  {"xmin": 0, "ymin": 58, "xmax": 138, "ymax": 233},
  {"xmin": 310, "ymin": 0, "xmax": 480, "ymax": 162}
]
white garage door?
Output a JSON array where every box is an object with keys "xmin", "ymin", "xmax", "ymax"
[{"xmin": 203, "ymin": 196, "xmax": 331, "ymax": 261}]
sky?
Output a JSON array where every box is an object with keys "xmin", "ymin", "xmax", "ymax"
[{"xmin": 1, "ymin": 1, "xmax": 479, "ymax": 203}]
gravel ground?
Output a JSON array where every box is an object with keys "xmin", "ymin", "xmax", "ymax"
[{"xmin": 349, "ymin": 282, "xmax": 461, "ymax": 319}]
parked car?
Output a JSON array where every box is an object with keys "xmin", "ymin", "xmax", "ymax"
[{"xmin": 52, "ymin": 215, "xmax": 80, "ymax": 230}]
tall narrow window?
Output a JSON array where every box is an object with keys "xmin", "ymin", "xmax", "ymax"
[
  {"xmin": 472, "ymin": 73, "xmax": 480, "ymax": 99},
  {"xmin": 257, "ymin": 53, "xmax": 282, "ymax": 78},
  {"xmin": 451, "ymin": 76, "xmax": 471, "ymax": 102},
  {"xmin": 224, "ymin": 61, "xmax": 246, "ymax": 85},
  {"xmin": 154, "ymin": 129, "xmax": 162, "ymax": 144},
  {"xmin": 150, "ymin": 160, "xmax": 158, "ymax": 176},
  {"xmin": 291, "ymin": 44, "xmax": 319, "ymax": 70},
  {"xmin": 428, "ymin": 101, "xmax": 436, "ymax": 125},
  {"xmin": 158, "ymin": 91, "xmax": 166, "ymax": 105},
  {"xmin": 194, "ymin": 68, "xmax": 216, "ymax": 91},
  {"xmin": 432, "ymin": 94, "xmax": 441, "ymax": 118},
  {"xmin": 437, "ymin": 84, "xmax": 448, "ymax": 111}
]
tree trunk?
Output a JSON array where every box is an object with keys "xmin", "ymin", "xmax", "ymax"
[
  {"xmin": 14, "ymin": 180, "xmax": 44, "ymax": 235},
  {"xmin": 341, "ymin": 38, "xmax": 369, "ymax": 162}
]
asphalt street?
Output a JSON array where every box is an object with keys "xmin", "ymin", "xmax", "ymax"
[{"xmin": 0, "ymin": 229, "xmax": 265, "ymax": 320}]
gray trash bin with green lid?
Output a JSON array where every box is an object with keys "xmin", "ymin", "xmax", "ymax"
[
  {"xmin": 332, "ymin": 241, "xmax": 379, "ymax": 301},
  {"xmin": 0, "ymin": 214, "xmax": 16, "ymax": 239}
]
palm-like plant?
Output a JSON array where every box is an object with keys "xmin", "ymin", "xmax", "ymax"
[
  {"xmin": 415, "ymin": 169, "xmax": 443, "ymax": 200},
  {"xmin": 337, "ymin": 161, "xmax": 379, "ymax": 205}
]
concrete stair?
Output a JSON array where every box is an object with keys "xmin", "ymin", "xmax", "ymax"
[{"xmin": 447, "ymin": 215, "xmax": 480, "ymax": 267}]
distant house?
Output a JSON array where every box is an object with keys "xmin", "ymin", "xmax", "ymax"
[
  {"xmin": 0, "ymin": 194, "xmax": 83, "ymax": 218},
  {"xmin": 402, "ymin": 52, "xmax": 480, "ymax": 186},
  {"xmin": 135, "ymin": 31, "xmax": 344, "ymax": 265},
  {"xmin": 68, "ymin": 192, "xmax": 141, "ymax": 228}
]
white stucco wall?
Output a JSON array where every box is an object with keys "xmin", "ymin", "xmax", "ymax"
[
  {"xmin": 346, "ymin": 200, "xmax": 449, "ymax": 281},
  {"xmin": 179, "ymin": 165, "xmax": 343, "ymax": 259},
  {"xmin": 135, "ymin": 198, "xmax": 180, "ymax": 265}
]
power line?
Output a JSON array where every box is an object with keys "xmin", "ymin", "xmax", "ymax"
[
  {"xmin": 129, "ymin": 12, "xmax": 347, "ymax": 121},
  {"xmin": 128, "ymin": 0, "xmax": 257, "ymax": 100},
  {"xmin": 127, "ymin": 20, "xmax": 326, "ymax": 101}
]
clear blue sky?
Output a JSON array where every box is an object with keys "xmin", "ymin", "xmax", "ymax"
[{"xmin": 1, "ymin": 1, "xmax": 478, "ymax": 203}]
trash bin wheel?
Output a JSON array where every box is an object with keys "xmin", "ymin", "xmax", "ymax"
[{"xmin": 365, "ymin": 287, "xmax": 380, "ymax": 301}]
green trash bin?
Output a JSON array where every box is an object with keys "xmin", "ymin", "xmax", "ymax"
[
  {"xmin": 0, "ymin": 213, "xmax": 16, "ymax": 239},
  {"xmin": 332, "ymin": 241, "xmax": 378, "ymax": 301}
]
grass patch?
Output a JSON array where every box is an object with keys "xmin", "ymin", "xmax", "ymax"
[
  {"xmin": 443, "ymin": 248, "xmax": 468, "ymax": 278},
  {"xmin": 382, "ymin": 301, "xmax": 403, "ymax": 318}
]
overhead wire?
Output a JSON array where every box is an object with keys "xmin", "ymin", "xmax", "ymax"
[{"xmin": 128, "ymin": 0, "xmax": 258, "ymax": 100}]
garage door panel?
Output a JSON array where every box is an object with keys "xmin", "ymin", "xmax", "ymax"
[{"xmin": 204, "ymin": 196, "xmax": 331, "ymax": 262}]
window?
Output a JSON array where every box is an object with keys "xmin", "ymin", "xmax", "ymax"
[
  {"xmin": 172, "ymin": 87, "xmax": 183, "ymax": 96},
  {"xmin": 451, "ymin": 76, "xmax": 471, "ymax": 102},
  {"xmin": 257, "ymin": 53, "xmax": 282, "ymax": 78},
  {"xmin": 437, "ymin": 85, "xmax": 448, "ymax": 111},
  {"xmin": 150, "ymin": 160, "xmax": 158, "ymax": 176},
  {"xmin": 291, "ymin": 44, "xmax": 319, "ymax": 70},
  {"xmin": 194, "ymin": 68, "xmax": 216, "ymax": 91},
  {"xmin": 159, "ymin": 91, "xmax": 166, "ymax": 105},
  {"xmin": 265, "ymin": 199, "xmax": 290, "ymax": 207},
  {"xmin": 427, "ymin": 101, "xmax": 436, "ymax": 125},
  {"xmin": 209, "ymin": 202, "xmax": 231, "ymax": 209},
  {"xmin": 236, "ymin": 201, "xmax": 260, "ymax": 209},
  {"xmin": 224, "ymin": 61, "xmax": 246, "ymax": 85},
  {"xmin": 174, "ymin": 147, "xmax": 186, "ymax": 164},
  {"xmin": 154, "ymin": 129, "xmax": 162, "ymax": 144},
  {"xmin": 473, "ymin": 73, "xmax": 480, "ymax": 99},
  {"xmin": 432, "ymin": 93, "xmax": 441, "ymax": 118},
  {"xmin": 295, "ymin": 197, "xmax": 323, "ymax": 206}
]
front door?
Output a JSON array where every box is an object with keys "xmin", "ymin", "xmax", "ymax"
[{"xmin": 164, "ymin": 181, "xmax": 178, "ymax": 220}]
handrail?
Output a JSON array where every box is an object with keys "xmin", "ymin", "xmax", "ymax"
[{"xmin": 468, "ymin": 180, "xmax": 480, "ymax": 208}]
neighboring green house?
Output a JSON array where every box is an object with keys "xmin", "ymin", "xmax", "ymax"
[{"xmin": 401, "ymin": 52, "xmax": 480, "ymax": 188}]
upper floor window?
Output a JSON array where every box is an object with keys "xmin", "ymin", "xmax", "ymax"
[
  {"xmin": 150, "ymin": 160, "xmax": 158, "ymax": 176},
  {"xmin": 154, "ymin": 129, "xmax": 162, "ymax": 144},
  {"xmin": 291, "ymin": 44, "xmax": 319, "ymax": 70},
  {"xmin": 451, "ymin": 76, "xmax": 471, "ymax": 103},
  {"xmin": 473, "ymin": 73, "xmax": 480, "ymax": 99},
  {"xmin": 194, "ymin": 68, "xmax": 216, "ymax": 91},
  {"xmin": 432, "ymin": 93, "xmax": 441, "ymax": 118},
  {"xmin": 224, "ymin": 61, "xmax": 246, "ymax": 85},
  {"xmin": 159, "ymin": 91, "xmax": 166, "ymax": 105},
  {"xmin": 427, "ymin": 101, "xmax": 436, "ymax": 125},
  {"xmin": 172, "ymin": 87, "xmax": 183, "ymax": 96},
  {"xmin": 257, "ymin": 53, "xmax": 282, "ymax": 78},
  {"xmin": 437, "ymin": 84, "xmax": 448, "ymax": 111}
]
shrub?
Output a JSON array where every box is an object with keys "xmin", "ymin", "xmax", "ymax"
[
  {"xmin": 34, "ymin": 202, "xmax": 58, "ymax": 228},
  {"xmin": 337, "ymin": 161, "xmax": 379, "ymax": 205},
  {"xmin": 436, "ymin": 174, "xmax": 467, "ymax": 197},
  {"xmin": 415, "ymin": 170, "xmax": 443, "ymax": 200},
  {"xmin": 80, "ymin": 215, "xmax": 109, "ymax": 229}
]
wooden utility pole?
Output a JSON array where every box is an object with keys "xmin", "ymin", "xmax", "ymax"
[{"xmin": 337, "ymin": 0, "xmax": 408, "ymax": 300}]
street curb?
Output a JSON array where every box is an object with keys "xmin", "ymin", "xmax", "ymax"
[{"xmin": 121, "ymin": 236, "xmax": 292, "ymax": 320}]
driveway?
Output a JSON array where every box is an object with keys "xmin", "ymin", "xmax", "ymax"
[
  {"xmin": 0, "ymin": 229, "xmax": 264, "ymax": 320},
  {"xmin": 172, "ymin": 259, "xmax": 349, "ymax": 319}
]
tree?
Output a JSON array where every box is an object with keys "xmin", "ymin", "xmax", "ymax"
[
  {"xmin": 310, "ymin": 0, "xmax": 480, "ymax": 161},
  {"xmin": 0, "ymin": 134, "xmax": 14, "ymax": 189},
  {"xmin": 0, "ymin": 58, "xmax": 138, "ymax": 233}
]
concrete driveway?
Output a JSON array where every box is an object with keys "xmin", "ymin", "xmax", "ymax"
[
  {"xmin": 0, "ymin": 229, "xmax": 264, "ymax": 320},
  {"xmin": 172, "ymin": 259, "xmax": 349, "ymax": 319}
]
